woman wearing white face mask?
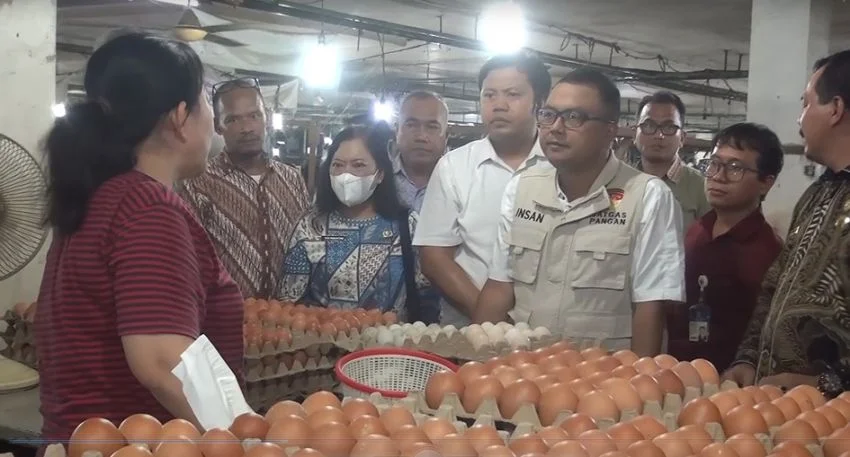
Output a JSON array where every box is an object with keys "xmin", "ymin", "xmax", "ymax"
[{"xmin": 278, "ymin": 123, "xmax": 439, "ymax": 323}]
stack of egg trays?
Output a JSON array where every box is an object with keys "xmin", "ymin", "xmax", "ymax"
[{"xmin": 0, "ymin": 310, "xmax": 38, "ymax": 370}]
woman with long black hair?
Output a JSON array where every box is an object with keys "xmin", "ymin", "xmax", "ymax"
[
  {"xmin": 35, "ymin": 32, "xmax": 243, "ymax": 444},
  {"xmin": 279, "ymin": 122, "xmax": 439, "ymax": 323}
]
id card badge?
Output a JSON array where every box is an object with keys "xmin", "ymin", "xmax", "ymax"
[{"xmin": 688, "ymin": 275, "xmax": 711, "ymax": 343}]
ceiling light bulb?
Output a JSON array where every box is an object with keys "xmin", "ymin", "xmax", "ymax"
[
  {"xmin": 300, "ymin": 41, "xmax": 341, "ymax": 90},
  {"xmin": 479, "ymin": 1, "xmax": 527, "ymax": 55},
  {"xmin": 52, "ymin": 103, "xmax": 66, "ymax": 118},
  {"xmin": 372, "ymin": 100, "xmax": 395, "ymax": 123},
  {"xmin": 272, "ymin": 112, "xmax": 284, "ymax": 130}
]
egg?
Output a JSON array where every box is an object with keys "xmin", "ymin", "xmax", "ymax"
[
  {"xmin": 798, "ymin": 410, "xmax": 833, "ymax": 437},
  {"xmin": 499, "ymin": 379, "xmax": 541, "ymax": 419},
  {"xmin": 461, "ymin": 375, "xmax": 503, "ymax": 413},
  {"xmin": 538, "ymin": 383, "xmax": 580, "ymax": 426},
  {"xmin": 548, "ymin": 440, "xmax": 591, "ymax": 457},
  {"xmin": 600, "ymin": 378, "xmax": 644, "ymax": 413},
  {"xmin": 612, "ymin": 366, "xmax": 640, "ymax": 380},
  {"xmin": 420, "ymin": 417, "xmax": 457, "ymax": 441},
  {"xmin": 678, "ymin": 398, "xmax": 722, "ymax": 427},
  {"xmin": 772, "ymin": 442, "xmax": 815, "ymax": 457},
  {"xmin": 628, "ymin": 416, "xmax": 667, "ymax": 440},
  {"xmin": 577, "ymin": 390, "xmax": 620, "ymax": 422},
  {"xmin": 379, "ymin": 406, "xmax": 417, "ymax": 435},
  {"xmin": 629, "ymin": 374, "xmax": 664, "ymax": 404},
  {"xmin": 576, "ymin": 360, "xmax": 602, "ymax": 378},
  {"xmin": 652, "ymin": 369, "xmax": 685, "ymax": 397},
  {"xmin": 569, "ymin": 378, "xmax": 596, "ymax": 397},
  {"xmin": 633, "ymin": 358, "xmax": 660, "ymax": 375},
  {"xmin": 760, "ymin": 385, "xmax": 784, "ymax": 401},
  {"xmin": 510, "ymin": 433, "xmax": 549, "ymax": 456},
  {"xmin": 160, "ymin": 419, "xmax": 201, "ymax": 442},
  {"xmin": 788, "ymin": 385, "xmax": 826, "ymax": 408},
  {"xmin": 517, "ymin": 363, "xmax": 545, "ymax": 380},
  {"xmin": 582, "ymin": 347, "xmax": 608, "ymax": 361},
  {"xmin": 230, "ymin": 412, "xmax": 270, "ymax": 440},
  {"xmin": 535, "ymin": 374, "xmax": 561, "ymax": 392},
  {"xmin": 559, "ymin": 350, "xmax": 585, "ymax": 367},
  {"xmin": 482, "ymin": 445, "xmax": 517, "ymax": 457},
  {"xmin": 537, "ymin": 426, "xmax": 570, "ymax": 448},
  {"xmin": 308, "ymin": 406, "xmax": 348, "ymax": 429},
  {"xmin": 671, "ymin": 362, "xmax": 703, "ymax": 390},
  {"xmin": 311, "ymin": 422, "xmax": 356, "ymax": 457},
  {"xmin": 742, "ymin": 386, "xmax": 770, "ymax": 404},
  {"xmin": 457, "ymin": 361, "xmax": 489, "ymax": 385},
  {"xmin": 752, "ymin": 402, "xmax": 786, "ymax": 427},
  {"xmin": 435, "ymin": 433, "xmax": 477, "ymax": 457},
  {"xmin": 724, "ymin": 434, "xmax": 766, "ymax": 457},
  {"xmin": 652, "ymin": 432, "xmax": 692, "ymax": 457},
  {"xmin": 559, "ymin": 413, "xmax": 599, "ymax": 438},
  {"xmin": 771, "ymin": 397, "xmax": 802, "ymax": 421},
  {"xmin": 690, "ymin": 359, "xmax": 720, "ymax": 385},
  {"xmin": 625, "ymin": 440, "xmax": 665, "ymax": 457},
  {"xmin": 425, "ymin": 370, "xmax": 465, "ymax": 409},
  {"xmin": 243, "ymin": 442, "xmax": 285, "ymax": 457},
  {"xmin": 464, "ymin": 424, "xmax": 503, "ymax": 453},
  {"xmin": 773, "ymin": 419, "xmax": 819, "ymax": 446},
  {"xmin": 699, "ymin": 443, "xmax": 740, "ymax": 457},
  {"xmin": 69, "ymin": 418, "xmax": 127, "ymax": 457},
  {"xmin": 612, "ymin": 350, "xmax": 640, "ymax": 366},
  {"xmin": 677, "ymin": 424, "xmax": 713, "ymax": 453},
  {"xmin": 265, "ymin": 400, "xmax": 307, "ymax": 423},
  {"xmin": 823, "ymin": 426, "xmax": 850, "ymax": 457},
  {"xmin": 817, "ymin": 405, "xmax": 848, "ymax": 430},
  {"xmin": 606, "ymin": 423, "xmax": 644, "ymax": 450},
  {"xmin": 266, "ymin": 415, "xmax": 312, "ymax": 448},
  {"xmin": 119, "ymin": 414, "xmax": 162, "ymax": 448},
  {"xmin": 492, "ymin": 365, "xmax": 521, "ymax": 387},
  {"xmin": 342, "ymin": 398, "xmax": 380, "ymax": 422},
  {"xmin": 111, "ymin": 445, "xmax": 154, "ymax": 457},
  {"xmin": 722, "ymin": 405, "xmax": 769, "ymax": 436},
  {"xmin": 710, "ymin": 392, "xmax": 741, "ymax": 416},
  {"xmin": 578, "ymin": 429, "xmax": 617, "ymax": 457},
  {"xmin": 391, "ymin": 424, "xmax": 431, "ymax": 453},
  {"xmin": 199, "ymin": 429, "xmax": 244, "ymax": 457},
  {"xmin": 653, "ymin": 354, "xmax": 678, "ymax": 370},
  {"xmin": 290, "ymin": 449, "xmax": 326, "ymax": 457},
  {"xmin": 303, "ymin": 391, "xmax": 342, "ymax": 415},
  {"xmin": 827, "ymin": 399, "xmax": 850, "ymax": 421},
  {"xmin": 349, "ymin": 415, "xmax": 388, "ymax": 439}
]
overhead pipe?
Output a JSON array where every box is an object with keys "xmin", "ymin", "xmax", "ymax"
[{"xmin": 228, "ymin": 0, "xmax": 747, "ymax": 101}]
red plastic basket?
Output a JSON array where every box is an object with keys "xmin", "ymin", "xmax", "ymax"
[{"xmin": 334, "ymin": 348, "xmax": 459, "ymax": 399}]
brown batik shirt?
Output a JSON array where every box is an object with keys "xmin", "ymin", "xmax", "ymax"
[{"xmin": 179, "ymin": 152, "xmax": 310, "ymax": 299}]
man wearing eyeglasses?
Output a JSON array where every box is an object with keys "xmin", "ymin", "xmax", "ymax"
[
  {"xmin": 179, "ymin": 77, "xmax": 310, "ymax": 299},
  {"xmin": 473, "ymin": 68, "xmax": 685, "ymax": 356},
  {"xmin": 633, "ymin": 91, "xmax": 710, "ymax": 232},
  {"xmin": 665, "ymin": 123, "xmax": 783, "ymax": 371}
]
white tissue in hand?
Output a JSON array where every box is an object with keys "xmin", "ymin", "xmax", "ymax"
[{"xmin": 172, "ymin": 335, "xmax": 253, "ymax": 431}]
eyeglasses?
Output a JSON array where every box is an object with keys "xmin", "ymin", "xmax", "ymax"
[
  {"xmin": 537, "ymin": 108, "xmax": 614, "ymax": 129},
  {"xmin": 638, "ymin": 121, "xmax": 681, "ymax": 136},
  {"xmin": 211, "ymin": 77, "xmax": 260, "ymax": 100},
  {"xmin": 704, "ymin": 158, "xmax": 760, "ymax": 182}
]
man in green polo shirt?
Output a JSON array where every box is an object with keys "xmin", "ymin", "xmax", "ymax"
[{"xmin": 633, "ymin": 91, "xmax": 710, "ymax": 231}]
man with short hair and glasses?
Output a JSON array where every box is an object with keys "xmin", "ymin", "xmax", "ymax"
[
  {"xmin": 633, "ymin": 91, "xmax": 710, "ymax": 232},
  {"xmin": 665, "ymin": 122, "xmax": 784, "ymax": 372},
  {"xmin": 474, "ymin": 68, "xmax": 685, "ymax": 356},
  {"xmin": 179, "ymin": 77, "xmax": 310, "ymax": 299}
]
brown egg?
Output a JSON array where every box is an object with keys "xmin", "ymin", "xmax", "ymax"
[
  {"xmin": 560, "ymin": 413, "xmax": 599, "ymax": 438},
  {"xmin": 548, "ymin": 440, "xmax": 590, "ymax": 457},
  {"xmin": 671, "ymin": 363, "xmax": 704, "ymax": 390},
  {"xmin": 510, "ymin": 433, "xmax": 549, "ymax": 456},
  {"xmin": 266, "ymin": 415, "xmax": 312, "ymax": 448},
  {"xmin": 788, "ymin": 385, "xmax": 826, "ymax": 408},
  {"xmin": 798, "ymin": 410, "xmax": 833, "ymax": 437},
  {"xmin": 290, "ymin": 449, "xmax": 325, "ymax": 457},
  {"xmin": 690, "ymin": 359, "xmax": 720, "ymax": 386},
  {"xmin": 678, "ymin": 398, "xmax": 722, "ymax": 427},
  {"xmin": 199, "ymin": 428, "xmax": 244, "ymax": 457},
  {"xmin": 539, "ymin": 383, "xmax": 580, "ymax": 426},
  {"xmin": 349, "ymin": 415, "xmax": 388, "ymax": 439},
  {"xmin": 425, "ymin": 370, "xmax": 465, "ymax": 409},
  {"xmin": 310, "ymin": 422, "xmax": 356, "ymax": 457},
  {"xmin": 154, "ymin": 437, "xmax": 203, "ymax": 457},
  {"xmin": 629, "ymin": 416, "xmax": 667, "ymax": 440},
  {"xmin": 570, "ymin": 378, "xmax": 597, "ymax": 398},
  {"xmin": 379, "ymin": 406, "xmax": 417, "ymax": 435},
  {"xmin": 159, "ymin": 419, "xmax": 201, "ymax": 443},
  {"xmin": 613, "ymin": 350, "xmax": 640, "ymax": 366},
  {"xmin": 653, "ymin": 354, "xmax": 679, "ymax": 370},
  {"xmin": 420, "ymin": 417, "xmax": 457, "ymax": 441},
  {"xmin": 827, "ymin": 399, "xmax": 850, "ymax": 421},
  {"xmin": 652, "ymin": 432, "xmax": 693, "ymax": 457},
  {"xmin": 550, "ymin": 366, "xmax": 580, "ymax": 383},
  {"xmin": 537, "ymin": 426, "xmax": 570, "ymax": 448},
  {"xmin": 457, "ymin": 362, "xmax": 490, "ymax": 385},
  {"xmin": 725, "ymin": 434, "xmax": 766, "ymax": 457},
  {"xmin": 731, "ymin": 389, "xmax": 756, "ymax": 408},
  {"xmin": 709, "ymin": 392, "xmax": 741, "ymax": 416},
  {"xmin": 500, "ymin": 379, "xmax": 541, "ymax": 419},
  {"xmin": 771, "ymin": 397, "xmax": 802, "ymax": 421},
  {"xmin": 723, "ymin": 405, "xmax": 769, "ymax": 436},
  {"xmin": 69, "ymin": 417, "xmax": 127, "ymax": 457},
  {"xmin": 577, "ymin": 390, "xmax": 621, "ymax": 422},
  {"xmin": 612, "ymin": 366, "xmax": 640, "ymax": 380},
  {"xmin": 753, "ymin": 402, "xmax": 786, "ymax": 427},
  {"xmin": 578, "ymin": 430, "xmax": 617, "ymax": 457},
  {"xmin": 507, "ymin": 350, "xmax": 536, "ymax": 367},
  {"xmin": 601, "ymin": 377, "xmax": 644, "ymax": 413},
  {"xmin": 652, "ymin": 369, "xmax": 685, "ymax": 397},
  {"xmin": 119, "ymin": 414, "xmax": 162, "ymax": 448},
  {"xmin": 587, "ymin": 372, "xmax": 614, "ymax": 388},
  {"xmin": 483, "ymin": 445, "xmax": 517, "ymax": 457},
  {"xmin": 518, "ymin": 363, "xmax": 545, "ymax": 380},
  {"xmin": 582, "ymin": 347, "xmax": 608, "ymax": 361},
  {"xmin": 772, "ymin": 442, "xmax": 813, "ymax": 457},
  {"xmin": 560, "ymin": 350, "xmax": 586, "ymax": 367},
  {"xmin": 493, "ymin": 366, "xmax": 522, "ymax": 387},
  {"xmin": 230, "ymin": 412, "xmax": 269, "ymax": 440},
  {"xmin": 817, "ymin": 405, "xmax": 849, "ymax": 431},
  {"xmin": 539, "ymin": 354, "xmax": 568, "ymax": 373},
  {"xmin": 760, "ymin": 385, "xmax": 784, "ymax": 401},
  {"xmin": 625, "ymin": 440, "xmax": 666, "ymax": 457},
  {"xmin": 822, "ymin": 426, "xmax": 850, "ymax": 457},
  {"xmin": 342, "ymin": 398, "xmax": 380, "ymax": 422},
  {"xmin": 351, "ymin": 435, "xmax": 400, "ymax": 457},
  {"xmin": 308, "ymin": 406, "xmax": 349, "ymax": 429},
  {"xmin": 630, "ymin": 375, "xmax": 665, "ymax": 403},
  {"xmin": 699, "ymin": 443, "xmax": 740, "ymax": 457},
  {"xmin": 597, "ymin": 356, "xmax": 623, "ymax": 373},
  {"xmin": 742, "ymin": 386, "xmax": 770, "ymax": 404},
  {"xmin": 111, "ymin": 445, "xmax": 154, "ymax": 457},
  {"xmin": 606, "ymin": 423, "xmax": 644, "ymax": 450},
  {"xmin": 677, "ymin": 424, "xmax": 713, "ymax": 453},
  {"xmin": 392, "ymin": 424, "xmax": 431, "ymax": 453},
  {"xmin": 464, "ymin": 424, "xmax": 503, "ymax": 453},
  {"xmin": 773, "ymin": 419, "xmax": 819, "ymax": 446},
  {"xmin": 401, "ymin": 442, "xmax": 439, "ymax": 457},
  {"xmin": 535, "ymin": 374, "xmax": 562, "ymax": 392},
  {"xmin": 265, "ymin": 400, "xmax": 307, "ymax": 423},
  {"xmin": 577, "ymin": 360, "xmax": 603, "ymax": 378},
  {"xmin": 303, "ymin": 391, "xmax": 342, "ymax": 414},
  {"xmin": 435, "ymin": 433, "xmax": 476, "ymax": 457}
]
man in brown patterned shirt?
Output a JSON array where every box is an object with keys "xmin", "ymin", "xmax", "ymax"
[{"xmin": 180, "ymin": 77, "xmax": 309, "ymax": 299}]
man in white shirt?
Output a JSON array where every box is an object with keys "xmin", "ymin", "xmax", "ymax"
[
  {"xmin": 473, "ymin": 68, "xmax": 685, "ymax": 356},
  {"xmin": 413, "ymin": 52, "xmax": 552, "ymax": 326}
]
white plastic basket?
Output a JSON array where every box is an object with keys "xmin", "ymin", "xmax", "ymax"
[{"xmin": 334, "ymin": 348, "xmax": 458, "ymax": 399}]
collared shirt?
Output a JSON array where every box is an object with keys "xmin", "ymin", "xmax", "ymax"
[
  {"xmin": 634, "ymin": 155, "xmax": 710, "ymax": 231},
  {"xmin": 179, "ymin": 151, "xmax": 310, "ymax": 299},
  {"xmin": 393, "ymin": 156, "xmax": 428, "ymax": 212},
  {"xmin": 666, "ymin": 209, "xmax": 781, "ymax": 371},
  {"xmin": 489, "ymin": 154, "xmax": 686, "ymax": 304},
  {"xmin": 413, "ymin": 137, "xmax": 547, "ymax": 326}
]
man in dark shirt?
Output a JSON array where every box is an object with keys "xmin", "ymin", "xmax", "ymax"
[{"xmin": 666, "ymin": 122, "xmax": 784, "ymax": 371}]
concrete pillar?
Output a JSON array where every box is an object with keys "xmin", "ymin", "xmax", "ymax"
[
  {"xmin": 746, "ymin": 0, "xmax": 832, "ymax": 238},
  {"xmin": 0, "ymin": 1, "xmax": 57, "ymax": 312}
]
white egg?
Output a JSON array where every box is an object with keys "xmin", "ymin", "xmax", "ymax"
[
  {"xmin": 413, "ymin": 321, "xmax": 427, "ymax": 330},
  {"xmin": 402, "ymin": 323, "xmax": 413, "ymax": 331},
  {"xmin": 484, "ymin": 325, "xmax": 504, "ymax": 343},
  {"xmin": 377, "ymin": 327, "xmax": 394, "ymax": 346},
  {"xmin": 427, "ymin": 323, "xmax": 441, "ymax": 332},
  {"xmin": 531, "ymin": 326, "xmax": 551, "ymax": 338},
  {"xmin": 467, "ymin": 332, "xmax": 489, "ymax": 351},
  {"xmin": 362, "ymin": 327, "xmax": 379, "ymax": 339},
  {"xmin": 442, "ymin": 325, "xmax": 457, "ymax": 337},
  {"xmin": 389, "ymin": 324, "xmax": 402, "ymax": 332},
  {"xmin": 496, "ymin": 321, "xmax": 513, "ymax": 331},
  {"xmin": 481, "ymin": 322, "xmax": 495, "ymax": 331},
  {"xmin": 504, "ymin": 328, "xmax": 530, "ymax": 349},
  {"xmin": 514, "ymin": 322, "xmax": 530, "ymax": 332},
  {"xmin": 393, "ymin": 333, "xmax": 406, "ymax": 346}
]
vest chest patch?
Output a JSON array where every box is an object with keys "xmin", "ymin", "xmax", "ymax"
[
  {"xmin": 515, "ymin": 207, "xmax": 545, "ymax": 223},
  {"xmin": 589, "ymin": 210, "xmax": 628, "ymax": 225}
]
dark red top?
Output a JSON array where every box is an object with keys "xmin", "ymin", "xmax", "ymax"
[
  {"xmin": 35, "ymin": 171, "xmax": 244, "ymax": 442},
  {"xmin": 666, "ymin": 209, "xmax": 781, "ymax": 371}
]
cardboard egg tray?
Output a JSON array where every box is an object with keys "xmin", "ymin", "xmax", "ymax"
[
  {"xmin": 1, "ymin": 310, "xmax": 38, "ymax": 370},
  {"xmin": 245, "ymin": 370, "xmax": 338, "ymax": 412},
  {"xmin": 244, "ymin": 327, "xmax": 365, "ymax": 359},
  {"xmin": 245, "ymin": 353, "xmax": 338, "ymax": 382}
]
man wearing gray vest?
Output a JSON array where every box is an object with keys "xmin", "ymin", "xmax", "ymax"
[{"xmin": 473, "ymin": 69, "xmax": 686, "ymax": 356}]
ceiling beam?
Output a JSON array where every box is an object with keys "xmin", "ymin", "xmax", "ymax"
[{"xmin": 224, "ymin": 0, "xmax": 747, "ymax": 101}]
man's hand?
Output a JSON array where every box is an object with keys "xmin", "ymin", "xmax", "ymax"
[
  {"xmin": 759, "ymin": 373, "xmax": 817, "ymax": 389},
  {"xmin": 722, "ymin": 363, "xmax": 756, "ymax": 387}
]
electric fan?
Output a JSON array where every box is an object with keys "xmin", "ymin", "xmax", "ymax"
[{"xmin": 0, "ymin": 134, "xmax": 48, "ymax": 281}]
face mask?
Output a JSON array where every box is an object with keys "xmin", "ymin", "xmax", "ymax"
[{"xmin": 331, "ymin": 172, "xmax": 379, "ymax": 207}]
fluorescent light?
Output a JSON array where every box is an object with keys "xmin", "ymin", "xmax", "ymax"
[
  {"xmin": 299, "ymin": 41, "xmax": 341, "ymax": 90},
  {"xmin": 52, "ymin": 103, "xmax": 66, "ymax": 118},
  {"xmin": 479, "ymin": 1, "xmax": 527, "ymax": 55},
  {"xmin": 272, "ymin": 112, "xmax": 284, "ymax": 130},
  {"xmin": 372, "ymin": 100, "xmax": 395, "ymax": 123},
  {"xmin": 272, "ymin": 147, "xmax": 280, "ymax": 157},
  {"xmin": 323, "ymin": 136, "xmax": 333, "ymax": 146}
]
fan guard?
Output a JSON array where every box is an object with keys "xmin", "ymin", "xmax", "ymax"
[{"xmin": 0, "ymin": 134, "xmax": 48, "ymax": 281}]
